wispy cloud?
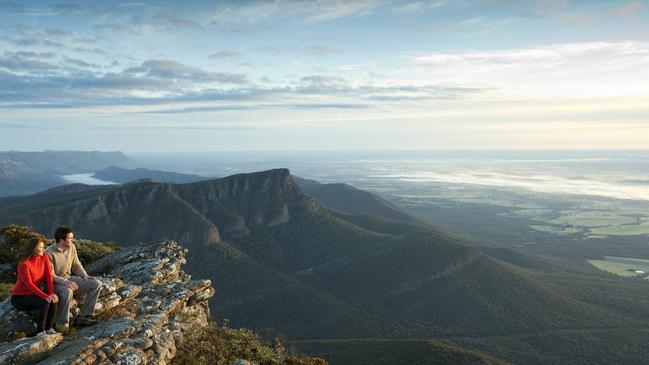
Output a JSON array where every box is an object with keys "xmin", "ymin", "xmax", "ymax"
[
  {"xmin": 480, "ymin": 0, "xmax": 569, "ymax": 17},
  {"xmin": 407, "ymin": 41, "xmax": 649, "ymax": 98},
  {"xmin": 128, "ymin": 60, "xmax": 248, "ymax": 84},
  {"xmin": 561, "ymin": 14, "xmax": 601, "ymax": 26},
  {"xmin": 153, "ymin": 9, "xmax": 203, "ymax": 29},
  {"xmin": 308, "ymin": 44, "xmax": 340, "ymax": 56},
  {"xmin": 208, "ymin": 0, "xmax": 388, "ymax": 29},
  {"xmin": 0, "ymin": 52, "xmax": 487, "ymax": 111},
  {"xmin": 209, "ymin": 51, "xmax": 243, "ymax": 60},
  {"xmin": 392, "ymin": 1, "xmax": 445, "ymax": 15},
  {"xmin": 610, "ymin": 1, "xmax": 645, "ymax": 19}
]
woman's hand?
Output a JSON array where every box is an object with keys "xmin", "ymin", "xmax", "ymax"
[{"xmin": 47, "ymin": 294, "xmax": 59, "ymax": 304}]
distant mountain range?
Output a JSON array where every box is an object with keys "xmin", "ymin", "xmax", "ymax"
[
  {"xmin": 92, "ymin": 165, "xmax": 208, "ymax": 184},
  {"xmin": 1, "ymin": 168, "xmax": 649, "ymax": 364},
  {"xmin": 0, "ymin": 151, "xmax": 131, "ymax": 197}
]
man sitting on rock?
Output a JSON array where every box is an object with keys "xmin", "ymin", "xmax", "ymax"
[{"xmin": 45, "ymin": 226, "xmax": 101, "ymax": 329}]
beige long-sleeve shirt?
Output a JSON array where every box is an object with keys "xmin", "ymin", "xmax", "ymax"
[{"xmin": 45, "ymin": 243, "xmax": 88, "ymax": 285}]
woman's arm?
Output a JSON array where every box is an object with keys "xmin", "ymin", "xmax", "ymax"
[
  {"xmin": 17, "ymin": 261, "xmax": 49, "ymax": 300},
  {"xmin": 43, "ymin": 255, "xmax": 54, "ymax": 295}
]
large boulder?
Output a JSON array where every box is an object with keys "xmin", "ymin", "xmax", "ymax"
[{"xmin": 0, "ymin": 241, "xmax": 214, "ymax": 365}]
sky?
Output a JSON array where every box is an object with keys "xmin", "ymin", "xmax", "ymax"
[{"xmin": 1, "ymin": 0, "xmax": 648, "ymax": 152}]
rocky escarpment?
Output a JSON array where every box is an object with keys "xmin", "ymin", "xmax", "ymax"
[
  {"xmin": 175, "ymin": 168, "xmax": 318, "ymax": 238},
  {"xmin": 0, "ymin": 168, "xmax": 317, "ymax": 246},
  {"xmin": 0, "ymin": 241, "xmax": 214, "ymax": 365}
]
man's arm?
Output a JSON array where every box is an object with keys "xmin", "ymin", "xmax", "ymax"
[
  {"xmin": 47, "ymin": 252, "xmax": 68, "ymax": 285},
  {"xmin": 70, "ymin": 244, "xmax": 89, "ymax": 278}
]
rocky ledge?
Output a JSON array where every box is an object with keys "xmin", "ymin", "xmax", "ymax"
[{"xmin": 0, "ymin": 241, "xmax": 214, "ymax": 365}]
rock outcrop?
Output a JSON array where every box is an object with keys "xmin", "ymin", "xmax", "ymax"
[{"xmin": 0, "ymin": 240, "xmax": 214, "ymax": 365}]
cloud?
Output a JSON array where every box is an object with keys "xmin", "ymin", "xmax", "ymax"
[
  {"xmin": 407, "ymin": 41, "xmax": 649, "ymax": 98},
  {"xmin": 134, "ymin": 105, "xmax": 256, "ymax": 114},
  {"xmin": 92, "ymin": 23, "xmax": 129, "ymax": 33},
  {"xmin": 208, "ymin": 0, "xmax": 388, "ymax": 29},
  {"xmin": 299, "ymin": 75, "xmax": 348, "ymax": 87},
  {"xmin": 0, "ymin": 57, "xmax": 486, "ymax": 110},
  {"xmin": 610, "ymin": 1, "xmax": 645, "ymax": 18},
  {"xmin": 0, "ymin": 57, "xmax": 250, "ymax": 108},
  {"xmin": 4, "ymin": 51, "xmax": 57, "ymax": 60},
  {"xmin": 561, "ymin": 14, "xmax": 601, "ymax": 26},
  {"xmin": 132, "ymin": 60, "xmax": 248, "ymax": 84},
  {"xmin": 73, "ymin": 47, "xmax": 111, "ymax": 56},
  {"xmin": 209, "ymin": 51, "xmax": 243, "ymax": 60},
  {"xmin": 303, "ymin": 0, "xmax": 388, "ymax": 23},
  {"xmin": 0, "ymin": 51, "xmax": 62, "ymax": 73},
  {"xmin": 0, "ymin": 24, "xmax": 97, "ymax": 54},
  {"xmin": 392, "ymin": 1, "xmax": 445, "ymax": 15},
  {"xmin": 0, "ymin": 2, "xmax": 59, "ymax": 16},
  {"xmin": 45, "ymin": 28, "xmax": 73, "ymax": 36},
  {"xmin": 308, "ymin": 44, "xmax": 340, "ymax": 56},
  {"xmin": 0, "ymin": 121, "xmax": 31, "ymax": 129},
  {"xmin": 135, "ymin": 102, "xmax": 369, "ymax": 114},
  {"xmin": 50, "ymin": 4, "xmax": 95, "ymax": 15},
  {"xmin": 64, "ymin": 57, "xmax": 101, "ymax": 69},
  {"xmin": 153, "ymin": 10, "xmax": 203, "ymax": 29},
  {"xmin": 479, "ymin": 0, "xmax": 569, "ymax": 17}
]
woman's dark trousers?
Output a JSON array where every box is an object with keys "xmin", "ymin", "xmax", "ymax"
[{"xmin": 11, "ymin": 295, "xmax": 58, "ymax": 332}]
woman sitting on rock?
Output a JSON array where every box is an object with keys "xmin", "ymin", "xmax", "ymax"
[{"xmin": 11, "ymin": 237, "xmax": 59, "ymax": 336}]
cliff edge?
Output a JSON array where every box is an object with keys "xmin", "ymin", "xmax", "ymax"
[{"xmin": 0, "ymin": 240, "xmax": 214, "ymax": 365}]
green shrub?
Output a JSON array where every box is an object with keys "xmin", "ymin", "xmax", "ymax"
[
  {"xmin": 0, "ymin": 225, "xmax": 47, "ymax": 263},
  {"xmin": 173, "ymin": 320, "xmax": 327, "ymax": 365},
  {"xmin": 0, "ymin": 282, "xmax": 13, "ymax": 301},
  {"xmin": 73, "ymin": 239, "xmax": 119, "ymax": 266}
]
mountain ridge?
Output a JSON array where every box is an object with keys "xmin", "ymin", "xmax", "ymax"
[{"xmin": 2, "ymin": 168, "xmax": 649, "ymax": 364}]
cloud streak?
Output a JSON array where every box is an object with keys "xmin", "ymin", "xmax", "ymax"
[
  {"xmin": 407, "ymin": 41, "xmax": 649, "ymax": 98},
  {"xmin": 0, "ymin": 53, "xmax": 487, "ymax": 110}
]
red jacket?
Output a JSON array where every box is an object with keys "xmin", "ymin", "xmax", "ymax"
[{"xmin": 11, "ymin": 254, "xmax": 54, "ymax": 300}]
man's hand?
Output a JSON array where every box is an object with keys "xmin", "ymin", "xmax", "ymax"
[{"xmin": 64, "ymin": 280, "xmax": 78, "ymax": 291}]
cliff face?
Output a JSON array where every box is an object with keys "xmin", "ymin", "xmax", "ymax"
[
  {"xmin": 0, "ymin": 168, "xmax": 317, "ymax": 245},
  {"xmin": 0, "ymin": 241, "xmax": 214, "ymax": 365},
  {"xmin": 175, "ymin": 168, "xmax": 317, "ymax": 238}
]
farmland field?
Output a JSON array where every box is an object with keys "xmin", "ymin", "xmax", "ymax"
[{"xmin": 589, "ymin": 256, "xmax": 649, "ymax": 278}]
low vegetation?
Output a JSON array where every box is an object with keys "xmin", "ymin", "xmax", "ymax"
[
  {"xmin": 173, "ymin": 320, "xmax": 328, "ymax": 365},
  {"xmin": 0, "ymin": 282, "xmax": 12, "ymax": 301},
  {"xmin": 0, "ymin": 224, "xmax": 47, "ymax": 263},
  {"xmin": 294, "ymin": 339, "xmax": 508, "ymax": 365}
]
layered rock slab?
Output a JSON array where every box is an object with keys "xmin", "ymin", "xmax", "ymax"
[{"xmin": 0, "ymin": 241, "xmax": 215, "ymax": 365}]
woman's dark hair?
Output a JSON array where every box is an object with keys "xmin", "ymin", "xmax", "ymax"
[
  {"xmin": 20, "ymin": 236, "xmax": 45, "ymax": 261},
  {"xmin": 54, "ymin": 226, "xmax": 73, "ymax": 243}
]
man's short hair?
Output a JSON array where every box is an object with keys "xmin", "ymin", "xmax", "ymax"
[{"xmin": 54, "ymin": 226, "xmax": 73, "ymax": 243}]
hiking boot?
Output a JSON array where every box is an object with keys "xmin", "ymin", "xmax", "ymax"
[
  {"xmin": 46, "ymin": 328, "xmax": 58, "ymax": 335},
  {"xmin": 74, "ymin": 316, "xmax": 98, "ymax": 327}
]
